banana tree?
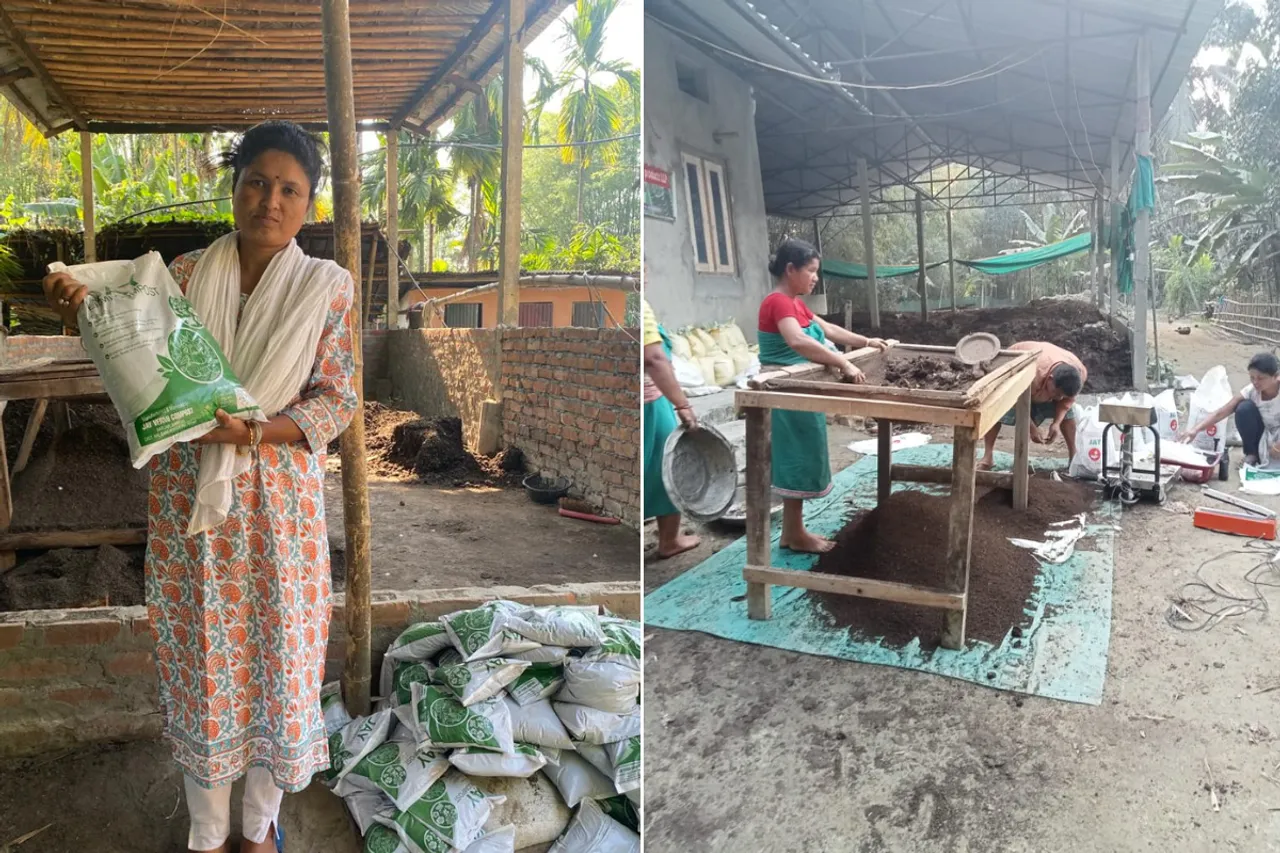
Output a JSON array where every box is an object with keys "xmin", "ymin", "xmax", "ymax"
[{"xmin": 1160, "ymin": 131, "xmax": 1279, "ymax": 293}]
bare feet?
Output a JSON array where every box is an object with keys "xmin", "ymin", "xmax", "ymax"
[
  {"xmin": 779, "ymin": 531, "xmax": 836, "ymax": 553},
  {"xmin": 242, "ymin": 826, "xmax": 278, "ymax": 853},
  {"xmin": 976, "ymin": 457, "xmax": 995, "ymax": 472},
  {"xmin": 655, "ymin": 533, "xmax": 701, "ymax": 560}
]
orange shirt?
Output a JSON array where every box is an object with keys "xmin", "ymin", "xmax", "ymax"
[{"xmin": 1009, "ymin": 341, "xmax": 1087, "ymax": 403}]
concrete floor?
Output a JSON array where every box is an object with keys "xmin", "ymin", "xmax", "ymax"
[{"xmin": 643, "ymin": 323, "xmax": 1280, "ymax": 852}]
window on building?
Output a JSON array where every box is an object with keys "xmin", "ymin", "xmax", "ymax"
[
  {"xmin": 572, "ymin": 301, "xmax": 606, "ymax": 328},
  {"xmin": 675, "ymin": 61, "xmax": 708, "ymax": 101},
  {"xmin": 444, "ymin": 303, "xmax": 482, "ymax": 328},
  {"xmin": 681, "ymin": 153, "xmax": 736, "ymax": 274},
  {"xmin": 519, "ymin": 301, "xmax": 555, "ymax": 327}
]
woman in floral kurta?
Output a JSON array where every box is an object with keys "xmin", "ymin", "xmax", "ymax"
[
  {"xmin": 43, "ymin": 120, "xmax": 356, "ymax": 853},
  {"xmin": 152, "ymin": 249, "xmax": 356, "ymax": 790}
]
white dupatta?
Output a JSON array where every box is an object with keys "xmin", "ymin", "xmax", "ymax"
[{"xmin": 184, "ymin": 231, "xmax": 347, "ymax": 535}]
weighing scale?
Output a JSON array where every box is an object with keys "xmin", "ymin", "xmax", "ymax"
[{"xmin": 1098, "ymin": 400, "xmax": 1178, "ymax": 504}]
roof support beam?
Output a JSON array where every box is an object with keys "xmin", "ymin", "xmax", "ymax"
[
  {"xmin": 0, "ymin": 68, "xmax": 31, "ymax": 88},
  {"xmin": 1022, "ymin": 0, "xmax": 1187, "ymax": 33},
  {"xmin": 0, "ymin": 4, "xmax": 86, "ymax": 128},
  {"xmin": 391, "ymin": 0, "xmax": 504, "ymax": 127}
]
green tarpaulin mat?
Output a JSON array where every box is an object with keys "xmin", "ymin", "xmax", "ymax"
[
  {"xmin": 821, "ymin": 259, "xmax": 946, "ymax": 280},
  {"xmin": 956, "ymin": 231, "xmax": 1093, "ymax": 275},
  {"xmin": 644, "ymin": 444, "xmax": 1117, "ymax": 705}
]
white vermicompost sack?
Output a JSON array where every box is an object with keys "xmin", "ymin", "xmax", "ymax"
[
  {"xmin": 435, "ymin": 658, "xmax": 530, "ymax": 707},
  {"xmin": 504, "ymin": 697, "xmax": 575, "ymax": 750},
  {"xmin": 541, "ymin": 749, "xmax": 618, "ymax": 808},
  {"xmin": 1189, "ymin": 365, "xmax": 1234, "ymax": 452},
  {"xmin": 547, "ymin": 799, "xmax": 640, "ymax": 853},
  {"xmin": 604, "ymin": 736, "xmax": 640, "ymax": 794},
  {"xmin": 327, "ymin": 708, "xmax": 394, "ymax": 784},
  {"xmin": 385, "ymin": 622, "xmax": 454, "ymax": 662},
  {"xmin": 505, "ymin": 606, "xmax": 605, "ymax": 648},
  {"xmin": 342, "ymin": 789, "xmax": 396, "ymax": 836},
  {"xmin": 379, "ymin": 770, "xmax": 498, "ymax": 853},
  {"xmin": 556, "ymin": 620, "xmax": 641, "ymax": 714},
  {"xmin": 334, "ymin": 727, "xmax": 451, "ymax": 811},
  {"xmin": 553, "ymin": 703, "xmax": 640, "ymax": 745},
  {"xmin": 321, "ymin": 681, "xmax": 351, "ymax": 736},
  {"xmin": 448, "ymin": 743, "xmax": 549, "ymax": 778},
  {"xmin": 441, "ymin": 601, "xmax": 541, "ymax": 662},
  {"xmin": 51, "ymin": 253, "xmax": 264, "ymax": 469}
]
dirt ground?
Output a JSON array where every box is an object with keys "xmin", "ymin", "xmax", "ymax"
[{"xmin": 642, "ymin": 319, "xmax": 1280, "ymax": 852}]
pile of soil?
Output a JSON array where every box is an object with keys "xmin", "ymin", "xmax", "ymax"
[
  {"xmin": 334, "ymin": 403, "xmax": 524, "ymax": 487},
  {"xmin": 0, "ymin": 544, "xmax": 145, "ymax": 610},
  {"xmin": 3, "ymin": 403, "xmax": 147, "ymax": 531},
  {"xmin": 810, "ymin": 477, "xmax": 1098, "ymax": 649},
  {"xmin": 880, "ymin": 355, "xmax": 985, "ymax": 392},
  {"xmin": 835, "ymin": 298, "xmax": 1131, "ymax": 391}
]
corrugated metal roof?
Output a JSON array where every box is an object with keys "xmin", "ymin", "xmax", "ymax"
[
  {"xmin": 0, "ymin": 0, "xmax": 568, "ymax": 136},
  {"xmin": 648, "ymin": 0, "xmax": 1222, "ymax": 217}
]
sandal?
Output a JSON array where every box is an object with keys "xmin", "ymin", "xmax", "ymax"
[{"xmin": 275, "ymin": 824, "xmax": 285, "ymax": 853}]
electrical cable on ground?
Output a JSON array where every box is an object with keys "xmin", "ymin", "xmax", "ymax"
[{"xmin": 1165, "ymin": 539, "xmax": 1280, "ymax": 632}]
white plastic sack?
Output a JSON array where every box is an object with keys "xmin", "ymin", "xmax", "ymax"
[
  {"xmin": 441, "ymin": 601, "xmax": 541, "ymax": 662},
  {"xmin": 505, "ymin": 606, "xmax": 604, "ymax": 648},
  {"xmin": 335, "ymin": 727, "xmax": 451, "ymax": 811},
  {"xmin": 1189, "ymin": 366, "xmax": 1233, "ymax": 452},
  {"xmin": 328, "ymin": 708, "xmax": 394, "ymax": 785},
  {"xmin": 509, "ymin": 645, "xmax": 571, "ymax": 664},
  {"xmin": 556, "ymin": 620, "xmax": 641, "ymax": 714},
  {"xmin": 547, "ymin": 799, "xmax": 640, "ymax": 853},
  {"xmin": 448, "ymin": 743, "xmax": 548, "ymax": 778},
  {"xmin": 504, "ymin": 697, "xmax": 575, "ymax": 750},
  {"xmin": 50, "ymin": 254, "xmax": 263, "ymax": 467},
  {"xmin": 378, "ymin": 770, "xmax": 498, "ymax": 853},
  {"xmin": 671, "ymin": 354, "xmax": 707, "ymax": 389},
  {"xmin": 553, "ymin": 703, "xmax": 640, "ymax": 745},
  {"xmin": 436, "ymin": 658, "xmax": 530, "ymax": 707},
  {"xmin": 1068, "ymin": 405, "xmax": 1105, "ymax": 479},
  {"xmin": 541, "ymin": 749, "xmax": 618, "ymax": 808},
  {"xmin": 343, "ymin": 790, "xmax": 396, "ymax": 837},
  {"xmin": 380, "ymin": 657, "xmax": 433, "ymax": 708},
  {"xmin": 321, "ymin": 681, "xmax": 351, "ymax": 737},
  {"xmin": 604, "ymin": 736, "xmax": 640, "ymax": 794},
  {"xmin": 406, "ymin": 683, "xmax": 515, "ymax": 754},
  {"xmin": 462, "ymin": 826, "xmax": 516, "ymax": 853},
  {"xmin": 385, "ymin": 622, "xmax": 454, "ymax": 662},
  {"xmin": 1153, "ymin": 388, "xmax": 1180, "ymax": 441},
  {"xmin": 507, "ymin": 662, "xmax": 565, "ymax": 706}
]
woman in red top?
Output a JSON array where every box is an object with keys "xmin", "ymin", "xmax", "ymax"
[{"xmin": 758, "ymin": 238, "xmax": 887, "ymax": 552}]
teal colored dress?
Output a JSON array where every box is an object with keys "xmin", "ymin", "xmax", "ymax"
[
  {"xmin": 643, "ymin": 325, "xmax": 680, "ymax": 519},
  {"xmin": 758, "ymin": 322, "xmax": 833, "ymax": 499}
]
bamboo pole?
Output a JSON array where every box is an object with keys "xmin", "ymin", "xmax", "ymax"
[
  {"xmin": 322, "ymin": 0, "xmax": 373, "ymax": 718},
  {"xmin": 80, "ymin": 131, "xmax": 94, "ymax": 263},
  {"xmin": 497, "ymin": 0, "xmax": 525, "ymax": 329},
  {"xmin": 386, "ymin": 130, "xmax": 400, "ymax": 330}
]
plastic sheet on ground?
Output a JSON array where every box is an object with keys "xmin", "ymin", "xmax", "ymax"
[{"xmin": 644, "ymin": 444, "xmax": 1117, "ymax": 706}]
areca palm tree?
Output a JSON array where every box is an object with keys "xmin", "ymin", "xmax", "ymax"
[
  {"xmin": 532, "ymin": 0, "xmax": 639, "ymax": 222},
  {"xmin": 446, "ymin": 80, "xmax": 502, "ymax": 271},
  {"xmin": 362, "ymin": 130, "xmax": 459, "ymax": 270}
]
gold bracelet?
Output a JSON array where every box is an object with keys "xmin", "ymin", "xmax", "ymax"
[{"xmin": 248, "ymin": 420, "xmax": 263, "ymax": 453}]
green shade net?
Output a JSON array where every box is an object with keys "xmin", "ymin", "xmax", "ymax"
[
  {"xmin": 956, "ymin": 231, "xmax": 1093, "ymax": 275},
  {"xmin": 821, "ymin": 259, "xmax": 946, "ymax": 280}
]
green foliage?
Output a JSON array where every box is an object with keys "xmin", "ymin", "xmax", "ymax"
[{"xmin": 1154, "ymin": 234, "xmax": 1218, "ymax": 318}]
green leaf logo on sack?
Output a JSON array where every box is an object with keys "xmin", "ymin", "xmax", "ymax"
[
  {"xmin": 600, "ymin": 623, "xmax": 640, "ymax": 659},
  {"xmin": 363, "ymin": 825, "xmax": 401, "ymax": 853}
]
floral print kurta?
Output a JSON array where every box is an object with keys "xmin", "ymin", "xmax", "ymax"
[{"xmin": 146, "ymin": 248, "xmax": 358, "ymax": 792}]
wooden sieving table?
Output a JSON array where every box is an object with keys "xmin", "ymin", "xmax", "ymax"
[{"xmin": 735, "ymin": 342, "xmax": 1039, "ymax": 649}]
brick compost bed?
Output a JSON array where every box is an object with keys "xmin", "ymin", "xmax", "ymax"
[{"xmin": 811, "ymin": 477, "xmax": 1098, "ymax": 649}]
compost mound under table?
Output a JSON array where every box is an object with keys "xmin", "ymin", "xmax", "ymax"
[{"xmin": 737, "ymin": 342, "xmax": 1040, "ymax": 649}]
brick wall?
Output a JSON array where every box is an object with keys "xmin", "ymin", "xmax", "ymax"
[
  {"xmin": 0, "ymin": 582, "xmax": 638, "ymax": 758},
  {"xmin": 501, "ymin": 328, "xmax": 641, "ymax": 526},
  {"xmin": 387, "ymin": 329, "xmax": 501, "ymax": 450}
]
